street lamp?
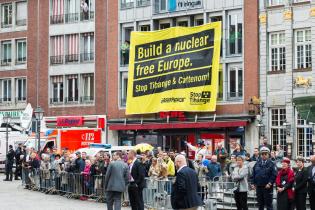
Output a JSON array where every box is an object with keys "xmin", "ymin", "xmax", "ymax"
[
  {"xmin": 3, "ymin": 113, "xmax": 11, "ymax": 155},
  {"xmin": 283, "ymin": 120, "xmax": 291, "ymax": 136},
  {"xmin": 34, "ymin": 106, "xmax": 44, "ymax": 152},
  {"xmin": 256, "ymin": 120, "xmax": 265, "ymax": 137}
]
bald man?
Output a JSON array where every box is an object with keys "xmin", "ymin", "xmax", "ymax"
[
  {"xmin": 308, "ymin": 155, "xmax": 315, "ymax": 210},
  {"xmin": 171, "ymin": 155, "xmax": 203, "ymax": 210}
]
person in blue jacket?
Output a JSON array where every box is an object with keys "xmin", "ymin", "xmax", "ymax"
[
  {"xmin": 207, "ymin": 155, "xmax": 222, "ymax": 180},
  {"xmin": 251, "ymin": 147, "xmax": 277, "ymax": 210}
]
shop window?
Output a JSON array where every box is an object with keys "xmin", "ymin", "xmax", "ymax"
[
  {"xmin": 295, "ymin": 29, "xmax": 311, "ymax": 69},
  {"xmin": 50, "ymin": 76, "xmax": 64, "ymax": 104},
  {"xmin": 227, "ymin": 66, "xmax": 243, "ymax": 100},
  {"xmin": 81, "ymin": 74, "xmax": 94, "ymax": 103},
  {"xmin": 16, "ymin": 1, "xmax": 27, "ymax": 26},
  {"xmin": 66, "ymin": 75, "xmax": 79, "ymax": 103},
  {"xmin": 15, "ymin": 78, "xmax": 26, "ymax": 102},
  {"xmin": 297, "ymin": 115, "xmax": 313, "ymax": 157},
  {"xmin": 1, "ymin": 3, "xmax": 12, "ymax": 28},
  {"xmin": 227, "ymin": 12, "xmax": 242, "ymax": 56},
  {"xmin": 16, "ymin": 39, "xmax": 27, "ymax": 64},
  {"xmin": 119, "ymin": 72, "xmax": 128, "ymax": 107},
  {"xmin": 1, "ymin": 41, "xmax": 12, "ymax": 66},
  {"xmin": 0, "ymin": 79, "xmax": 12, "ymax": 103},
  {"xmin": 270, "ymin": 108, "xmax": 287, "ymax": 154},
  {"xmin": 269, "ymin": 32, "xmax": 286, "ymax": 72}
]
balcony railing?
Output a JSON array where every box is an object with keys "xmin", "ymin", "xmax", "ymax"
[
  {"xmin": 65, "ymin": 54, "xmax": 79, "ymax": 63},
  {"xmin": 65, "ymin": 13, "xmax": 79, "ymax": 23},
  {"xmin": 16, "ymin": 19, "xmax": 27, "ymax": 26},
  {"xmin": 121, "ymin": 2, "xmax": 134, "ymax": 9},
  {"xmin": 80, "ymin": 52, "xmax": 94, "ymax": 62},
  {"xmin": 80, "ymin": 11, "xmax": 95, "ymax": 21},
  {"xmin": 80, "ymin": 96, "xmax": 94, "ymax": 103},
  {"xmin": 0, "ymin": 97, "xmax": 12, "ymax": 103},
  {"xmin": 50, "ymin": 55, "xmax": 64, "ymax": 65},
  {"xmin": 15, "ymin": 97, "xmax": 26, "ymax": 102},
  {"xmin": 137, "ymin": 0, "xmax": 150, "ymax": 7},
  {"xmin": 1, "ymin": 58, "xmax": 12, "ymax": 66},
  {"xmin": 50, "ymin": 15, "xmax": 64, "ymax": 24},
  {"xmin": 65, "ymin": 97, "xmax": 79, "ymax": 104},
  {"xmin": 15, "ymin": 57, "xmax": 27, "ymax": 65}
]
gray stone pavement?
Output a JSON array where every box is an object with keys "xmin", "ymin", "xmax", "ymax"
[{"xmin": 0, "ymin": 174, "xmax": 130, "ymax": 210}]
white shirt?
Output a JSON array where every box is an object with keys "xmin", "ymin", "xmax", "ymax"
[{"xmin": 129, "ymin": 158, "xmax": 137, "ymax": 182}]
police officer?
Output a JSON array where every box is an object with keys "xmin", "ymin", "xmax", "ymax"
[
  {"xmin": 251, "ymin": 147, "xmax": 277, "ymax": 210},
  {"xmin": 14, "ymin": 143, "xmax": 22, "ymax": 180},
  {"xmin": 4, "ymin": 145, "xmax": 15, "ymax": 181}
]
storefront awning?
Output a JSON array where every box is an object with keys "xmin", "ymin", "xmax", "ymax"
[
  {"xmin": 108, "ymin": 120, "xmax": 248, "ymax": 131},
  {"xmin": 293, "ymin": 96, "xmax": 315, "ymax": 123}
]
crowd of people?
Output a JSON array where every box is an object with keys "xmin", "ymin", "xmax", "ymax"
[{"xmin": 3, "ymin": 137, "xmax": 315, "ymax": 210}]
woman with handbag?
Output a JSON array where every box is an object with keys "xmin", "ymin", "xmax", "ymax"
[
  {"xmin": 231, "ymin": 156, "xmax": 248, "ymax": 210},
  {"xmin": 276, "ymin": 158, "xmax": 295, "ymax": 210}
]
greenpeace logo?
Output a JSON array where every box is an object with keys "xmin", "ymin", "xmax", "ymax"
[
  {"xmin": 161, "ymin": 97, "xmax": 185, "ymax": 104},
  {"xmin": 190, "ymin": 91, "xmax": 211, "ymax": 105}
]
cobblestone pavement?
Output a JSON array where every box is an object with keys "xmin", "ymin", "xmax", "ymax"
[{"xmin": 0, "ymin": 174, "xmax": 130, "ymax": 210}]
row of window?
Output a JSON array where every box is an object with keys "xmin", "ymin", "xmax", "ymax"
[
  {"xmin": 270, "ymin": 108, "xmax": 313, "ymax": 157},
  {"xmin": 50, "ymin": 32, "xmax": 94, "ymax": 65},
  {"xmin": 50, "ymin": 0, "xmax": 95, "ymax": 24},
  {"xmin": 120, "ymin": 0, "xmax": 150, "ymax": 9},
  {"xmin": 0, "ymin": 39, "xmax": 26, "ymax": 67},
  {"xmin": 0, "ymin": 1, "xmax": 27, "ymax": 29},
  {"xmin": 0, "ymin": 78, "xmax": 26, "ymax": 104},
  {"xmin": 268, "ymin": 0, "xmax": 310, "ymax": 7},
  {"xmin": 270, "ymin": 29, "xmax": 312, "ymax": 72},
  {"xmin": 50, "ymin": 74, "xmax": 94, "ymax": 105},
  {"xmin": 120, "ymin": 12, "xmax": 243, "ymax": 66}
]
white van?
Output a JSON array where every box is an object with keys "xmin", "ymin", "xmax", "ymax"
[{"xmin": 0, "ymin": 130, "xmax": 28, "ymax": 171}]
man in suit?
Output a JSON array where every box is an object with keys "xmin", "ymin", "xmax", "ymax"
[
  {"xmin": 128, "ymin": 150, "xmax": 146, "ymax": 210},
  {"xmin": 295, "ymin": 157, "xmax": 308, "ymax": 210},
  {"xmin": 308, "ymin": 155, "xmax": 315, "ymax": 210},
  {"xmin": 171, "ymin": 154, "xmax": 203, "ymax": 210},
  {"xmin": 104, "ymin": 151, "xmax": 129, "ymax": 210}
]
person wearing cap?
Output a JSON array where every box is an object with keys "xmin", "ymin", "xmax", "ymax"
[
  {"xmin": 231, "ymin": 155, "xmax": 249, "ymax": 210},
  {"xmin": 4, "ymin": 145, "xmax": 15, "ymax": 181},
  {"xmin": 186, "ymin": 139, "xmax": 208, "ymax": 160},
  {"xmin": 275, "ymin": 158, "xmax": 295, "ymax": 210},
  {"xmin": 259, "ymin": 137, "xmax": 272, "ymax": 153},
  {"xmin": 251, "ymin": 146, "xmax": 277, "ymax": 210},
  {"xmin": 294, "ymin": 157, "xmax": 308, "ymax": 210},
  {"xmin": 74, "ymin": 151, "xmax": 85, "ymax": 173}
]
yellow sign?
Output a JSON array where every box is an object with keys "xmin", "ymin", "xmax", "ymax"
[{"xmin": 126, "ymin": 22, "xmax": 222, "ymax": 115}]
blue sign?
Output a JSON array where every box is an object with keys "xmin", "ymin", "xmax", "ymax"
[{"xmin": 169, "ymin": 0, "xmax": 176, "ymax": 12}]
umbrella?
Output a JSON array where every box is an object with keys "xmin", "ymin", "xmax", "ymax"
[{"xmin": 134, "ymin": 143, "xmax": 154, "ymax": 153}]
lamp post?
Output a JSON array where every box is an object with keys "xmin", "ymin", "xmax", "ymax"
[
  {"xmin": 256, "ymin": 120, "xmax": 265, "ymax": 138},
  {"xmin": 3, "ymin": 113, "xmax": 11, "ymax": 155},
  {"xmin": 34, "ymin": 106, "xmax": 44, "ymax": 152},
  {"xmin": 283, "ymin": 120, "xmax": 291, "ymax": 136}
]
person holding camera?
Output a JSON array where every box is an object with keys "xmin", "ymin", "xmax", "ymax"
[{"xmin": 231, "ymin": 156, "xmax": 248, "ymax": 210}]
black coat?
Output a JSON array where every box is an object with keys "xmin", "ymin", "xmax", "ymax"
[
  {"xmin": 6, "ymin": 148, "xmax": 15, "ymax": 165},
  {"xmin": 307, "ymin": 165, "xmax": 315, "ymax": 193},
  {"xmin": 131, "ymin": 159, "xmax": 146, "ymax": 189},
  {"xmin": 171, "ymin": 166, "xmax": 203, "ymax": 210},
  {"xmin": 295, "ymin": 167, "xmax": 308, "ymax": 194}
]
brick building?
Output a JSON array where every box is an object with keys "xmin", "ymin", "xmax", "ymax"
[
  {"xmin": 0, "ymin": 0, "xmax": 116, "ymax": 129},
  {"xmin": 107, "ymin": 0, "xmax": 260, "ymax": 153}
]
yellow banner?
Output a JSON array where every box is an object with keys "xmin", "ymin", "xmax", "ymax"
[{"xmin": 126, "ymin": 22, "xmax": 221, "ymax": 115}]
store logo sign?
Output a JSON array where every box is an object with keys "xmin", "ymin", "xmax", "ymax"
[
  {"xmin": 57, "ymin": 117, "xmax": 84, "ymax": 127},
  {"xmin": 168, "ymin": 0, "xmax": 202, "ymax": 12},
  {"xmin": 159, "ymin": 111, "xmax": 186, "ymax": 121}
]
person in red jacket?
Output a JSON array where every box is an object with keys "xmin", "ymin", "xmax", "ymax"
[{"xmin": 276, "ymin": 158, "xmax": 295, "ymax": 210}]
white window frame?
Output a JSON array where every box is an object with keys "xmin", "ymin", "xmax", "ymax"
[
  {"xmin": 66, "ymin": 76, "xmax": 78, "ymax": 102},
  {"xmin": 296, "ymin": 115, "xmax": 313, "ymax": 157},
  {"xmin": 270, "ymin": 108, "xmax": 287, "ymax": 153},
  {"xmin": 159, "ymin": 0, "xmax": 167, "ymax": 12},
  {"xmin": 227, "ymin": 66, "xmax": 243, "ymax": 100},
  {"xmin": 16, "ymin": 1, "xmax": 27, "ymax": 26},
  {"xmin": 227, "ymin": 11, "xmax": 243, "ymax": 55},
  {"xmin": 1, "ymin": 79, "xmax": 12, "ymax": 102},
  {"xmin": 269, "ymin": 32, "xmax": 286, "ymax": 71},
  {"xmin": 1, "ymin": 3, "xmax": 12, "ymax": 28},
  {"xmin": 268, "ymin": 0, "xmax": 284, "ymax": 6},
  {"xmin": 16, "ymin": 39, "xmax": 27, "ymax": 64},
  {"xmin": 295, "ymin": 29, "xmax": 312, "ymax": 69},
  {"xmin": 1, "ymin": 41, "xmax": 12, "ymax": 65},
  {"xmin": 15, "ymin": 78, "xmax": 26, "ymax": 102},
  {"xmin": 119, "ymin": 72, "xmax": 128, "ymax": 108},
  {"xmin": 81, "ymin": 74, "xmax": 94, "ymax": 102}
]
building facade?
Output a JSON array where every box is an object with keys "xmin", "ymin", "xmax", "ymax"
[
  {"xmin": 0, "ymin": 0, "xmax": 116, "ymax": 130},
  {"xmin": 259, "ymin": 0, "xmax": 315, "ymax": 158},
  {"xmin": 108, "ymin": 0, "xmax": 259, "ymax": 154}
]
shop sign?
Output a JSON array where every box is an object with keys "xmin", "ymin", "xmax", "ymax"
[
  {"xmin": 57, "ymin": 117, "xmax": 84, "ymax": 127},
  {"xmin": 159, "ymin": 111, "xmax": 186, "ymax": 121},
  {"xmin": 169, "ymin": 0, "xmax": 202, "ymax": 12},
  {"xmin": 60, "ymin": 129, "xmax": 101, "ymax": 150},
  {"xmin": 0, "ymin": 110, "xmax": 23, "ymax": 118}
]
